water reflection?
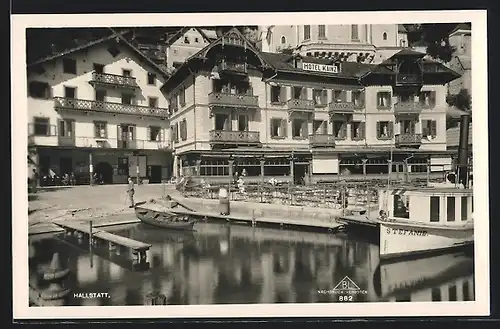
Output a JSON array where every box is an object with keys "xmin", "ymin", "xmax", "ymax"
[{"xmin": 29, "ymin": 222, "xmax": 474, "ymax": 306}]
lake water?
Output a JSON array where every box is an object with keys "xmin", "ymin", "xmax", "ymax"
[{"xmin": 29, "ymin": 221, "xmax": 475, "ymax": 306}]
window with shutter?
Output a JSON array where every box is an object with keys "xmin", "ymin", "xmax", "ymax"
[
  {"xmin": 388, "ymin": 121, "xmax": 394, "ymax": 137},
  {"xmin": 281, "ymin": 119, "xmax": 288, "ymax": 137},
  {"xmin": 360, "ymin": 122, "xmax": 366, "ymax": 139},
  {"xmin": 429, "ymin": 91, "xmax": 436, "ymax": 107},
  {"xmin": 271, "ymin": 86, "xmax": 281, "ymax": 103},
  {"xmin": 301, "ymin": 120, "xmax": 309, "ymax": 138},
  {"xmin": 301, "ymin": 87, "xmax": 308, "ymax": 100},
  {"xmin": 421, "ymin": 120, "xmax": 429, "ymax": 137},
  {"xmin": 430, "ymin": 120, "xmax": 437, "ymax": 137},
  {"xmin": 280, "ymin": 86, "xmax": 286, "ymax": 102}
]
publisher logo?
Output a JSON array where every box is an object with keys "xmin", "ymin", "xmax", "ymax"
[{"xmin": 318, "ymin": 276, "xmax": 368, "ymax": 302}]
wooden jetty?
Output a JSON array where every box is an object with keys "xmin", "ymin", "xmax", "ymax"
[
  {"xmin": 53, "ymin": 220, "xmax": 152, "ymax": 267},
  {"xmin": 167, "ymin": 207, "xmax": 344, "ymax": 232}
]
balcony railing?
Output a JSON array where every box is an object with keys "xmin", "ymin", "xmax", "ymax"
[
  {"xmin": 53, "ymin": 97, "xmax": 169, "ymax": 118},
  {"xmin": 394, "ymin": 102, "xmax": 424, "ymax": 114},
  {"xmin": 395, "ymin": 73, "xmax": 423, "ymax": 85},
  {"xmin": 27, "ymin": 133, "xmax": 172, "ymax": 150},
  {"xmin": 309, "ymin": 134, "xmax": 336, "ymax": 147},
  {"xmin": 209, "ymin": 130, "xmax": 261, "ymax": 145},
  {"xmin": 58, "ymin": 136, "xmax": 76, "ymax": 146},
  {"xmin": 218, "ymin": 61, "xmax": 247, "ymax": 74},
  {"xmin": 287, "ymin": 99, "xmax": 315, "ymax": 113},
  {"xmin": 395, "ymin": 133, "xmax": 423, "ymax": 147},
  {"xmin": 208, "ymin": 92, "xmax": 259, "ymax": 108},
  {"xmin": 328, "ymin": 101, "xmax": 355, "ymax": 114},
  {"xmin": 89, "ymin": 72, "xmax": 139, "ymax": 89}
]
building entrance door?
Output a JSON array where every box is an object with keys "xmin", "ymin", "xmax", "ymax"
[
  {"xmin": 60, "ymin": 157, "xmax": 73, "ymax": 176},
  {"xmin": 149, "ymin": 165, "xmax": 162, "ymax": 184}
]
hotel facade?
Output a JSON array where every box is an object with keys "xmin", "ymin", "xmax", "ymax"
[
  {"xmin": 27, "ymin": 32, "xmax": 173, "ymax": 185},
  {"xmin": 162, "ymin": 28, "xmax": 460, "ymax": 184}
]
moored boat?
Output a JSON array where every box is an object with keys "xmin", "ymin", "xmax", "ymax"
[
  {"xmin": 134, "ymin": 205, "xmax": 197, "ymax": 231},
  {"xmin": 338, "ymin": 112, "xmax": 474, "ymax": 261}
]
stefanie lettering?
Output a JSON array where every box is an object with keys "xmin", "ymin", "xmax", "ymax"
[{"xmin": 386, "ymin": 228, "xmax": 428, "ymax": 236}]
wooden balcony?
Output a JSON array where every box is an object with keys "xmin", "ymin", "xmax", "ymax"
[
  {"xmin": 53, "ymin": 97, "xmax": 169, "ymax": 119},
  {"xmin": 394, "ymin": 102, "xmax": 424, "ymax": 115},
  {"xmin": 395, "ymin": 133, "xmax": 423, "ymax": 147},
  {"xmin": 89, "ymin": 72, "xmax": 139, "ymax": 90},
  {"xmin": 209, "ymin": 130, "xmax": 261, "ymax": 146},
  {"xmin": 208, "ymin": 92, "xmax": 259, "ymax": 109},
  {"xmin": 309, "ymin": 134, "xmax": 336, "ymax": 148},
  {"xmin": 328, "ymin": 101, "xmax": 355, "ymax": 114},
  {"xmin": 287, "ymin": 99, "xmax": 315, "ymax": 113},
  {"xmin": 395, "ymin": 73, "xmax": 423, "ymax": 86},
  {"xmin": 218, "ymin": 61, "xmax": 247, "ymax": 75}
]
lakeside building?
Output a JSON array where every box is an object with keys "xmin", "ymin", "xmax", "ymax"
[
  {"xmin": 446, "ymin": 24, "xmax": 472, "ymax": 158},
  {"xmin": 257, "ymin": 24, "xmax": 408, "ymax": 64},
  {"xmin": 161, "ymin": 28, "xmax": 460, "ymax": 184},
  {"xmin": 27, "ymin": 31, "xmax": 173, "ymax": 185},
  {"xmin": 130, "ymin": 27, "xmax": 218, "ymax": 73}
]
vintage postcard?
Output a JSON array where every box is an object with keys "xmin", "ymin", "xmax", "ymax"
[{"xmin": 12, "ymin": 10, "xmax": 489, "ymax": 320}]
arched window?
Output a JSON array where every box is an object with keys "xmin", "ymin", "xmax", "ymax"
[
  {"xmin": 281, "ymin": 36, "xmax": 287, "ymax": 44},
  {"xmin": 383, "ymin": 32, "xmax": 387, "ymax": 40}
]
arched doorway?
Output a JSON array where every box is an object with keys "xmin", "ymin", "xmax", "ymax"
[{"xmin": 94, "ymin": 162, "xmax": 113, "ymax": 184}]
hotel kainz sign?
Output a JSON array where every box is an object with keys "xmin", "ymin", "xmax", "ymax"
[{"xmin": 302, "ymin": 62, "xmax": 341, "ymax": 73}]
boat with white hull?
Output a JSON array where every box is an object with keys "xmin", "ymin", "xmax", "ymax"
[{"xmin": 339, "ymin": 186, "xmax": 474, "ymax": 260}]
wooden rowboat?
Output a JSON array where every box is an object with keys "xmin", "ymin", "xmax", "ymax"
[{"xmin": 134, "ymin": 206, "xmax": 197, "ymax": 231}]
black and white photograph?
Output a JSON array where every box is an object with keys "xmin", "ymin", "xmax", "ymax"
[{"xmin": 12, "ymin": 10, "xmax": 489, "ymax": 319}]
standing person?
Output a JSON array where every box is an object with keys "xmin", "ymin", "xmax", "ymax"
[
  {"xmin": 31, "ymin": 169, "xmax": 38, "ymax": 193},
  {"xmin": 127, "ymin": 176, "xmax": 135, "ymax": 208}
]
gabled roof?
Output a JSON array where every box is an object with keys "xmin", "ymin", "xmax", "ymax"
[
  {"xmin": 162, "ymin": 28, "xmax": 273, "ymax": 93},
  {"xmin": 164, "ymin": 27, "xmax": 212, "ymax": 46},
  {"xmin": 27, "ymin": 29, "xmax": 169, "ymax": 78}
]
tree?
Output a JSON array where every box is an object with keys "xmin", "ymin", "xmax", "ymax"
[
  {"xmin": 446, "ymin": 88, "xmax": 472, "ymax": 111},
  {"xmin": 404, "ymin": 23, "xmax": 467, "ymax": 62}
]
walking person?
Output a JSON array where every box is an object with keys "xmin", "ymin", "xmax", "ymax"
[{"xmin": 127, "ymin": 176, "xmax": 135, "ymax": 208}]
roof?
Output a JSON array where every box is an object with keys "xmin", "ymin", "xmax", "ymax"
[
  {"xmin": 259, "ymin": 52, "xmax": 377, "ymax": 79},
  {"xmin": 200, "ymin": 29, "xmax": 218, "ymax": 40},
  {"xmin": 449, "ymin": 23, "xmax": 472, "ymax": 36},
  {"xmin": 446, "ymin": 123, "xmax": 473, "ymax": 147},
  {"xmin": 28, "ymin": 29, "xmax": 169, "ymax": 77},
  {"xmin": 456, "ymin": 55, "xmax": 471, "ymax": 70},
  {"xmin": 164, "ymin": 27, "xmax": 212, "ymax": 46},
  {"xmin": 447, "ymin": 106, "xmax": 471, "ymax": 119}
]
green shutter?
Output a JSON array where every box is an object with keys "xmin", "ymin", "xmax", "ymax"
[
  {"xmin": 360, "ymin": 122, "xmax": 366, "ymax": 139},
  {"xmin": 280, "ymin": 86, "xmax": 286, "ymax": 102},
  {"xmin": 376, "ymin": 121, "xmax": 381, "ymax": 138}
]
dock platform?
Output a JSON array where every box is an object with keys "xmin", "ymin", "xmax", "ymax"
[
  {"xmin": 167, "ymin": 207, "xmax": 344, "ymax": 232},
  {"xmin": 53, "ymin": 220, "xmax": 151, "ymax": 267}
]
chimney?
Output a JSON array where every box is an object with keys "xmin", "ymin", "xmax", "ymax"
[{"xmin": 456, "ymin": 113, "xmax": 471, "ymax": 187}]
